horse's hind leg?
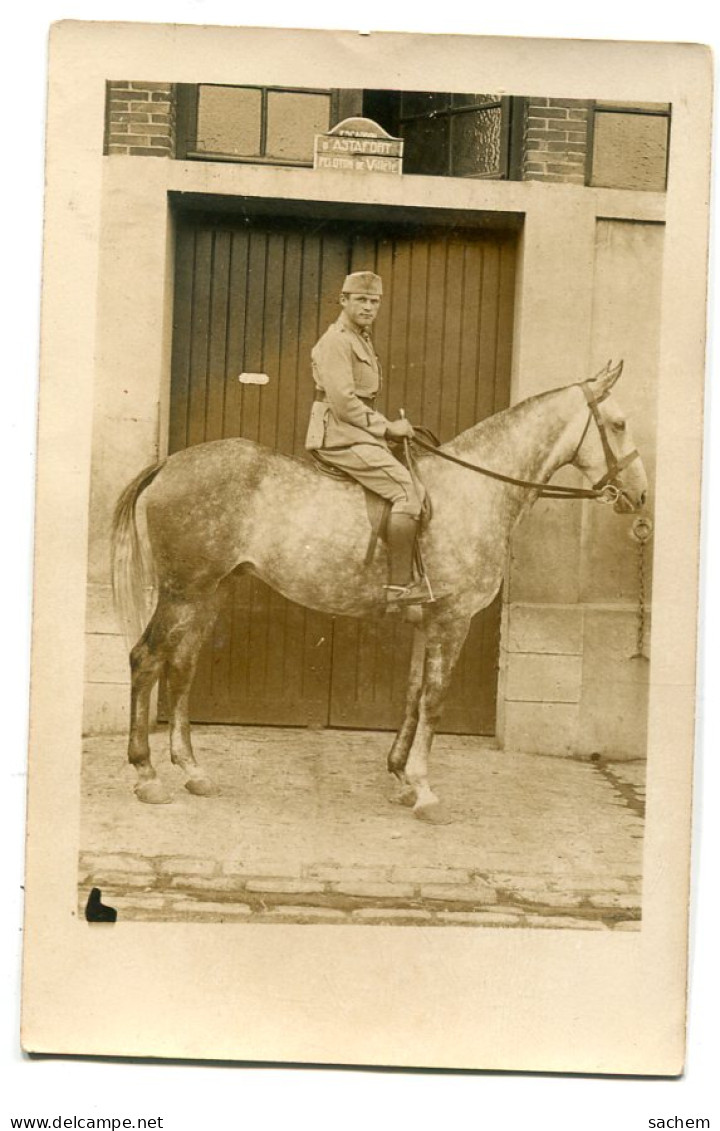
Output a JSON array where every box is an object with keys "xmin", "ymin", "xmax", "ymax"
[
  {"xmin": 128, "ymin": 586, "xmax": 224, "ymax": 803},
  {"xmin": 164, "ymin": 586, "xmax": 227, "ymax": 797},
  {"xmin": 128, "ymin": 601, "xmax": 174, "ymax": 804}
]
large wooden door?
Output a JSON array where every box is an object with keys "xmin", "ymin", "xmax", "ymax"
[{"xmin": 168, "ymin": 208, "xmax": 516, "ymax": 734}]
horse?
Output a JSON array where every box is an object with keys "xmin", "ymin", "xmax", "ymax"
[{"xmin": 111, "ymin": 360, "xmax": 647, "ymax": 823}]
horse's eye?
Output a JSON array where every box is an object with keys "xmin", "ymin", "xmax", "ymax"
[{"xmin": 612, "ymin": 421, "xmax": 626, "ymax": 433}]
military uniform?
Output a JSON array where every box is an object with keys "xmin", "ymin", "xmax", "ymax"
[
  {"xmin": 305, "ymin": 294, "xmax": 423, "ymax": 518},
  {"xmin": 305, "ymin": 270, "xmax": 431, "ymax": 608}
]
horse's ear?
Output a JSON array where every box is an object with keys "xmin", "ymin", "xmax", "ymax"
[{"xmin": 588, "ymin": 359, "xmax": 624, "ymax": 398}]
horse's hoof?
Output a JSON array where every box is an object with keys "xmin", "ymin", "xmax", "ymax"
[
  {"xmin": 395, "ymin": 785, "xmax": 417, "ymax": 808},
  {"xmin": 413, "ymin": 801, "xmax": 452, "ymax": 825},
  {"xmin": 135, "ymin": 780, "xmax": 173, "ymax": 805},
  {"xmin": 185, "ymin": 777, "xmax": 219, "ymax": 797}
]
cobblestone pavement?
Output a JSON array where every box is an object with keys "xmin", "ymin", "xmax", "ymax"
[{"xmin": 80, "ymin": 726, "xmax": 645, "ymax": 930}]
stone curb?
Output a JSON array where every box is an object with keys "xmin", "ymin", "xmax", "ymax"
[
  {"xmin": 79, "ymin": 885, "xmax": 640, "ymax": 930},
  {"xmin": 79, "ymin": 855, "xmax": 641, "ymax": 928}
]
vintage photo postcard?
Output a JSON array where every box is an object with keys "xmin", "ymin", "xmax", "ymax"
[{"xmin": 21, "ymin": 21, "xmax": 712, "ymax": 1073}]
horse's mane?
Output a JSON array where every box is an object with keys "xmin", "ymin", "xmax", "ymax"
[{"xmin": 443, "ymin": 383, "xmax": 575, "ymax": 458}]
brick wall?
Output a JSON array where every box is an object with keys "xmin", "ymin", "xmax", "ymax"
[
  {"xmin": 103, "ymin": 87, "xmax": 593, "ymax": 183},
  {"xmin": 105, "ymin": 82, "xmax": 175, "ymax": 157},
  {"xmin": 523, "ymin": 98, "xmax": 591, "ymax": 185}
]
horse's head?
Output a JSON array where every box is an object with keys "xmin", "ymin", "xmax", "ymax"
[{"xmin": 572, "ymin": 360, "xmax": 648, "ymax": 514}]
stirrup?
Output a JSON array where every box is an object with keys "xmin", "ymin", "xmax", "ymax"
[{"xmin": 384, "ymin": 581, "xmax": 435, "ymax": 607}]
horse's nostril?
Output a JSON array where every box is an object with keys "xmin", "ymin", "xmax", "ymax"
[{"xmin": 640, "ymin": 491, "xmax": 647, "ymax": 507}]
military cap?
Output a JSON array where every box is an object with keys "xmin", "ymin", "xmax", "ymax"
[{"xmin": 341, "ymin": 271, "xmax": 383, "ymax": 296}]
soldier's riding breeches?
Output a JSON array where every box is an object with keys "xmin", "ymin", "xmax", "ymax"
[{"xmin": 315, "ymin": 443, "xmax": 424, "ymax": 517}]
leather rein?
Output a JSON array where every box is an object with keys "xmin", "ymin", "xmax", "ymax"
[{"xmin": 408, "ymin": 381, "xmax": 640, "ymax": 504}]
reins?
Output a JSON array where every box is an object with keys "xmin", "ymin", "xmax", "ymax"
[
  {"xmin": 407, "ymin": 381, "xmax": 638, "ymax": 505},
  {"xmin": 409, "ymin": 435, "xmax": 609, "ymax": 500}
]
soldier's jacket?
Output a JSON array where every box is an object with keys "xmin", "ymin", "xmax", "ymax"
[{"xmin": 305, "ymin": 317, "xmax": 391, "ymax": 450}]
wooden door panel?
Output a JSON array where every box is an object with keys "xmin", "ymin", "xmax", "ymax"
[
  {"xmin": 328, "ymin": 617, "xmax": 415, "ymax": 731},
  {"xmin": 190, "ymin": 582, "xmax": 332, "ymax": 726},
  {"xmin": 168, "ymin": 213, "xmax": 515, "ymax": 734},
  {"xmin": 327, "ymin": 231, "xmax": 513, "ymax": 733}
]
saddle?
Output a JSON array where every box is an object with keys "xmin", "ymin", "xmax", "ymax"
[{"xmin": 309, "ymin": 428, "xmax": 438, "ymax": 567}]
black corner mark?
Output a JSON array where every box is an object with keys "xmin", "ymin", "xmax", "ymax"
[{"xmin": 85, "ymin": 887, "xmax": 118, "ymax": 923}]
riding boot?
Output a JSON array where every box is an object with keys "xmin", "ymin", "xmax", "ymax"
[{"xmin": 384, "ymin": 512, "xmax": 432, "ymax": 607}]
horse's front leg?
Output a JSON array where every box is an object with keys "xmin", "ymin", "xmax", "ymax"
[
  {"xmin": 404, "ymin": 616, "xmax": 471, "ymax": 824},
  {"xmin": 388, "ymin": 627, "xmax": 426, "ymax": 805}
]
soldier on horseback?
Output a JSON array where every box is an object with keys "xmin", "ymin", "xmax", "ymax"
[{"xmin": 305, "ymin": 271, "xmax": 431, "ymax": 608}]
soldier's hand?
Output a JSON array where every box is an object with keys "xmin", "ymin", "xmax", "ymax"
[{"xmin": 386, "ymin": 418, "xmax": 415, "ymax": 440}]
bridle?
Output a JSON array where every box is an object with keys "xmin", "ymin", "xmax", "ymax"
[
  {"xmin": 576, "ymin": 381, "xmax": 641, "ymax": 495},
  {"xmin": 408, "ymin": 381, "xmax": 641, "ymax": 504}
]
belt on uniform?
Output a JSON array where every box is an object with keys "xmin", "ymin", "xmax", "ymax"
[{"xmin": 314, "ymin": 390, "xmax": 376, "ymax": 408}]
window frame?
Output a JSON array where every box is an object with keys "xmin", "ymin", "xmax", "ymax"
[
  {"xmin": 397, "ymin": 93, "xmax": 517, "ymax": 180},
  {"xmin": 175, "ymin": 83, "xmax": 338, "ymax": 166}
]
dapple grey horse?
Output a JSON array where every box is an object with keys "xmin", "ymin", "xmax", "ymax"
[{"xmin": 112, "ymin": 361, "xmax": 647, "ymax": 822}]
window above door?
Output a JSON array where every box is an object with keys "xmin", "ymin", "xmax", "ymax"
[
  {"xmin": 113, "ymin": 83, "xmax": 670, "ymax": 194},
  {"xmin": 175, "ymin": 84, "xmax": 521, "ymax": 178},
  {"xmin": 177, "ymin": 84, "xmax": 336, "ymax": 165}
]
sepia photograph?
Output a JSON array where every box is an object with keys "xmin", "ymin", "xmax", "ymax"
[
  {"xmin": 84, "ymin": 80, "xmax": 657, "ymax": 931},
  {"xmin": 18, "ymin": 18, "xmax": 712, "ymax": 1077}
]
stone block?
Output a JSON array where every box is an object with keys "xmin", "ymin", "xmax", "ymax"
[
  {"xmin": 582, "ymin": 609, "xmax": 651, "ymax": 687},
  {"xmin": 303, "ymin": 864, "xmax": 391, "ymax": 883},
  {"xmin": 244, "ymin": 879, "xmax": 325, "ymax": 895},
  {"xmin": 505, "ymin": 652, "xmax": 582, "ymax": 703},
  {"xmin": 392, "ymin": 867, "xmax": 472, "ymax": 886},
  {"xmin": 169, "ymin": 876, "xmax": 246, "ymax": 893},
  {"xmin": 267, "ymin": 906, "xmax": 350, "ymax": 922},
  {"xmin": 156, "ymin": 857, "xmax": 218, "ymax": 877},
  {"xmin": 435, "ymin": 911, "xmax": 523, "ymax": 927},
  {"xmin": 87, "ymin": 871, "xmax": 156, "ymax": 891},
  {"xmin": 108, "ymin": 893, "xmax": 167, "ymax": 910},
  {"xmin": 222, "ymin": 861, "xmax": 301, "ymax": 879},
  {"xmin": 351, "ymin": 909, "xmax": 433, "ymax": 923},
  {"xmin": 502, "ymin": 701, "xmax": 580, "ymax": 755},
  {"xmin": 330, "ymin": 882, "xmax": 415, "ymax": 899},
  {"xmin": 82, "ymin": 682, "xmax": 129, "ymax": 736},
  {"xmin": 168, "ymin": 899, "xmax": 253, "ymax": 917},
  {"xmin": 507, "ymin": 495, "xmax": 583, "ymax": 604},
  {"xmin": 86, "ymin": 584, "xmax": 123, "ymax": 634},
  {"xmin": 510, "ymin": 889, "xmax": 584, "ymax": 908},
  {"xmin": 420, "ymin": 882, "xmax": 498, "ymax": 905},
  {"xmin": 80, "ymin": 853, "xmax": 155, "ymax": 875},
  {"xmin": 507, "ymin": 605, "xmax": 584, "ymax": 654},
  {"xmin": 525, "ymin": 916, "xmax": 609, "ymax": 929},
  {"xmin": 587, "ymin": 892, "xmax": 641, "ymax": 910},
  {"xmin": 85, "ymin": 633, "xmax": 130, "ymax": 685},
  {"xmin": 578, "ymin": 609, "xmax": 650, "ymax": 758}
]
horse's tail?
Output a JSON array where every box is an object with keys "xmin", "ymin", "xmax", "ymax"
[{"xmin": 111, "ymin": 461, "xmax": 166, "ymax": 647}]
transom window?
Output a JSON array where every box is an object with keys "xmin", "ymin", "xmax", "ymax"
[
  {"xmin": 172, "ymin": 85, "xmax": 670, "ymax": 192},
  {"xmin": 398, "ymin": 92, "xmax": 511, "ymax": 179},
  {"xmin": 178, "ymin": 84, "xmax": 333, "ymax": 165}
]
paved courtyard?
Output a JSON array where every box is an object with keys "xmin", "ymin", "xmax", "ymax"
[{"xmin": 80, "ymin": 725, "xmax": 645, "ymax": 930}]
